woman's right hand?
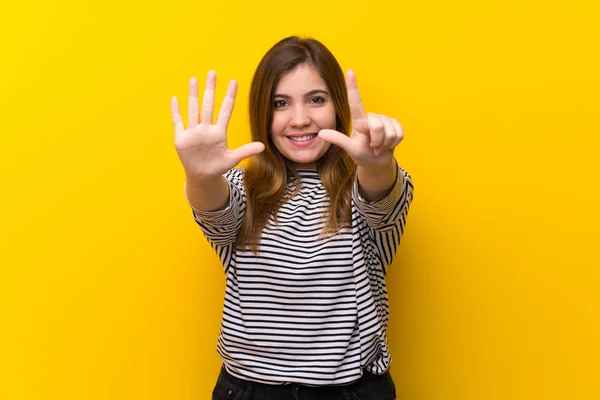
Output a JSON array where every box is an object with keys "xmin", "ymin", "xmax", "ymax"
[{"xmin": 171, "ymin": 71, "xmax": 265, "ymax": 181}]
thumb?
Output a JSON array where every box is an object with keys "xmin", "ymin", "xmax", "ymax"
[
  {"xmin": 229, "ymin": 141, "xmax": 265, "ymax": 164},
  {"xmin": 318, "ymin": 129, "xmax": 354, "ymax": 153}
]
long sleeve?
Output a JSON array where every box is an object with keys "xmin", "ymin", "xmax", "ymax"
[
  {"xmin": 352, "ymin": 162, "xmax": 414, "ymax": 270},
  {"xmin": 185, "ymin": 168, "xmax": 246, "ymax": 270}
]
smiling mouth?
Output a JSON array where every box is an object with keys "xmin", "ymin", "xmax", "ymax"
[{"xmin": 288, "ymin": 134, "xmax": 317, "ymax": 143}]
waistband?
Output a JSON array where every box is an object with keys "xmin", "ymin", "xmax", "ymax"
[{"xmin": 218, "ymin": 365, "xmax": 389, "ymax": 396}]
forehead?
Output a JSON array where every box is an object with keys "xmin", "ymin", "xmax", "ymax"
[{"xmin": 274, "ymin": 64, "xmax": 329, "ymax": 94}]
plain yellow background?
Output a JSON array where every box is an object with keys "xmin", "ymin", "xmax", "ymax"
[{"xmin": 1, "ymin": 0, "xmax": 599, "ymax": 399}]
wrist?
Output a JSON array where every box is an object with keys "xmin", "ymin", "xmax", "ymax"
[
  {"xmin": 356, "ymin": 158, "xmax": 397, "ymax": 202},
  {"xmin": 358, "ymin": 157, "xmax": 395, "ymax": 176},
  {"xmin": 185, "ymin": 174, "xmax": 222, "ymax": 190}
]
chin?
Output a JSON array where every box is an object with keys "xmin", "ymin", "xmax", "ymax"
[
  {"xmin": 286, "ymin": 151, "xmax": 326, "ymax": 167},
  {"xmin": 280, "ymin": 145, "xmax": 330, "ymax": 167}
]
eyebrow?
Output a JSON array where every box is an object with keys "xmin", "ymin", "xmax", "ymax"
[{"xmin": 273, "ymin": 89, "xmax": 330, "ymax": 99}]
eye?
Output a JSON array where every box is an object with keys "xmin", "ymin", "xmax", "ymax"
[
  {"xmin": 274, "ymin": 100, "xmax": 288, "ymax": 108},
  {"xmin": 309, "ymin": 96, "xmax": 325, "ymax": 105}
]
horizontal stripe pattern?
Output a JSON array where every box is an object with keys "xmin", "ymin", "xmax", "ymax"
[{"xmin": 189, "ymin": 164, "xmax": 413, "ymax": 385}]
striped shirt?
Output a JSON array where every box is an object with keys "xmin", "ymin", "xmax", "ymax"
[{"xmin": 188, "ymin": 162, "xmax": 414, "ymax": 386}]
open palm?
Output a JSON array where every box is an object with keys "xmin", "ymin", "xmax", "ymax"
[{"xmin": 171, "ymin": 71, "xmax": 264, "ymax": 180}]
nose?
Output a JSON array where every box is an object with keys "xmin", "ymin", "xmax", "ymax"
[{"xmin": 290, "ymin": 105, "xmax": 311, "ymax": 127}]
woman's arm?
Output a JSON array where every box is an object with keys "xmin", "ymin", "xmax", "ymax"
[
  {"xmin": 171, "ymin": 71, "xmax": 264, "ymax": 211},
  {"xmin": 357, "ymin": 158, "xmax": 404, "ymax": 203},
  {"xmin": 185, "ymin": 175, "xmax": 230, "ymax": 211}
]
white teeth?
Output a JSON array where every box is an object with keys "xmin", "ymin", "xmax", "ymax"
[{"xmin": 289, "ymin": 134, "xmax": 316, "ymax": 142}]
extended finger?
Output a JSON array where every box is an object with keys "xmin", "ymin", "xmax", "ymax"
[
  {"xmin": 367, "ymin": 113, "xmax": 386, "ymax": 149},
  {"xmin": 188, "ymin": 77, "xmax": 199, "ymax": 128},
  {"xmin": 201, "ymin": 71, "xmax": 216, "ymax": 125},
  {"xmin": 228, "ymin": 141, "xmax": 265, "ymax": 164},
  {"xmin": 171, "ymin": 97, "xmax": 184, "ymax": 138},
  {"xmin": 318, "ymin": 129, "xmax": 356, "ymax": 155},
  {"xmin": 216, "ymin": 79, "xmax": 238, "ymax": 129},
  {"xmin": 346, "ymin": 70, "xmax": 367, "ymax": 123}
]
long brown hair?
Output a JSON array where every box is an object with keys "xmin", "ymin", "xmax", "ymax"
[{"xmin": 236, "ymin": 36, "xmax": 356, "ymax": 252}]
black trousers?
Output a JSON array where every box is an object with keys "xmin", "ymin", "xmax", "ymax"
[{"xmin": 212, "ymin": 366, "xmax": 396, "ymax": 400}]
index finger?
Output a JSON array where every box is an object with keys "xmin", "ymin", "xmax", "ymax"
[
  {"xmin": 346, "ymin": 69, "xmax": 367, "ymax": 121},
  {"xmin": 216, "ymin": 79, "xmax": 238, "ymax": 129}
]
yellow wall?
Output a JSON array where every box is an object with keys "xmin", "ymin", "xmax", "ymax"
[{"xmin": 1, "ymin": 0, "xmax": 598, "ymax": 399}]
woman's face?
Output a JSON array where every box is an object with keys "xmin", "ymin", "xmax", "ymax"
[{"xmin": 270, "ymin": 63, "xmax": 336, "ymax": 169}]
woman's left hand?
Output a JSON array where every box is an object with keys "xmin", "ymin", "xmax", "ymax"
[{"xmin": 318, "ymin": 70, "xmax": 403, "ymax": 168}]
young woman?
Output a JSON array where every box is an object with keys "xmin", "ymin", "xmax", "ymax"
[{"xmin": 171, "ymin": 36, "xmax": 414, "ymax": 400}]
